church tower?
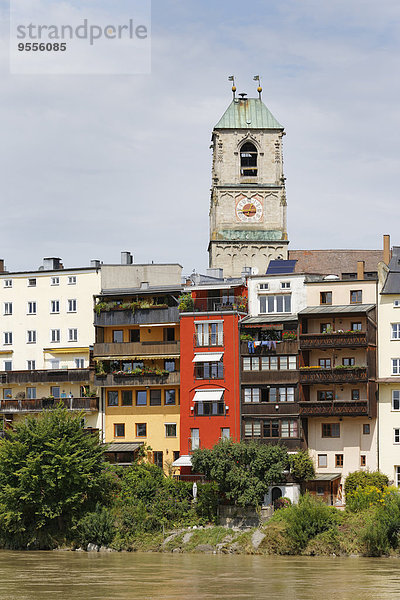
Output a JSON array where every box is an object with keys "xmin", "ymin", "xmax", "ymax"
[{"xmin": 208, "ymin": 85, "xmax": 288, "ymax": 278}]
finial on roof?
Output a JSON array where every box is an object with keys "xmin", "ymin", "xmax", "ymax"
[
  {"xmin": 253, "ymin": 75, "xmax": 262, "ymax": 99},
  {"xmin": 228, "ymin": 75, "xmax": 236, "ymax": 98}
]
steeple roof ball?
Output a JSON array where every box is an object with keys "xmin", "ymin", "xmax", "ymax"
[{"xmin": 215, "ymin": 97, "xmax": 283, "ymax": 130}]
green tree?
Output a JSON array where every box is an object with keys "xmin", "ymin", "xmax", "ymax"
[
  {"xmin": 191, "ymin": 440, "xmax": 289, "ymax": 506},
  {"xmin": 289, "ymin": 450, "xmax": 315, "ymax": 482},
  {"xmin": 0, "ymin": 406, "xmax": 110, "ymax": 549},
  {"xmin": 344, "ymin": 470, "xmax": 389, "ymax": 497}
]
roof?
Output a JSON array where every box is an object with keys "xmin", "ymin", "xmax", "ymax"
[
  {"xmin": 99, "ymin": 285, "xmax": 182, "ymax": 296},
  {"xmin": 299, "ymin": 303, "xmax": 375, "ymax": 316},
  {"xmin": 104, "ymin": 442, "xmax": 143, "ymax": 453},
  {"xmin": 288, "ymin": 250, "xmax": 383, "ymax": 276},
  {"xmin": 309, "ymin": 473, "xmax": 342, "ymax": 482},
  {"xmin": 381, "ymin": 247, "xmax": 400, "ymax": 294},
  {"xmin": 241, "ymin": 315, "xmax": 297, "ymax": 325},
  {"xmin": 215, "ymin": 98, "xmax": 283, "ymax": 130},
  {"xmin": 266, "ymin": 260, "xmax": 297, "ymax": 275}
]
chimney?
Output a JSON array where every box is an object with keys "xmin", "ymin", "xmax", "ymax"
[
  {"xmin": 357, "ymin": 261, "xmax": 365, "ymax": 280},
  {"xmin": 206, "ymin": 268, "xmax": 223, "ymax": 280},
  {"xmin": 121, "ymin": 251, "xmax": 133, "ymax": 265},
  {"xmin": 383, "ymin": 234, "xmax": 391, "ymax": 266},
  {"xmin": 91, "ymin": 260, "xmax": 101, "ymax": 268},
  {"xmin": 0, "ymin": 259, "xmax": 4, "ymax": 273},
  {"xmin": 43, "ymin": 257, "xmax": 62, "ymax": 271}
]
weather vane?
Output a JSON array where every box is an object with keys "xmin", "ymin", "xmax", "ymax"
[
  {"xmin": 228, "ymin": 75, "xmax": 236, "ymax": 98},
  {"xmin": 253, "ymin": 75, "xmax": 262, "ymax": 99}
]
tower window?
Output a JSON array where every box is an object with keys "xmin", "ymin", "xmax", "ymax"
[{"xmin": 240, "ymin": 142, "xmax": 257, "ymax": 177}]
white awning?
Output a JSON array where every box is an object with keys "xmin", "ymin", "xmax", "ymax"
[
  {"xmin": 193, "ymin": 389, "xmax": 224, "ymax": 402},
  {"xmin": 192, "ymin": 352, "xmax": 223, "ymax": 363},
  {"xmin": 172, "ymin": 455, "xmax": 193, "ymax": 467}
]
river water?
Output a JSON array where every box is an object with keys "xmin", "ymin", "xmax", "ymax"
[{"xmin": 1, "ymin": 551, "xmax": 400, "ymax": 600}]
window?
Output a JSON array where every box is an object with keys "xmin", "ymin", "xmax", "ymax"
[
  {"xmin": 281, "ymin": 419, "xmax": 299, "ymax": 438},
  {"xmin": 278, "ymin": 387, "xmax": 295, "ymax": 402},
  {"xmin": 51, "ymin": 277, "xmax": 59, "ymax": 286},
  {"xmin": 194, "ymin": 401, "xmax": 225, "ymax": 416},
  {"xmin": 392, "ymin": 324, "xmax": 400, "ymax": 340},
  {"xmin": 195, "ymin": 321, "xmax": 223, "ymax": 347},
  {"xmin": 318, "ymin": 454, "xmax": 328, "ymax": 468},
  {"xmin": 281, "ymin": 282, "xmax": 291, "ymax": 289},
  {"xmin": 121, "ymin": 390, "xmax": 133, "ymax": 406},
  {"xmin": 27, "ymin": 301, "xmax": 37, "ymax": 314},
  {"xmin": 50, "ymin": 300, "xmax": 60, "ymax": 314},
  {"xmin": 392, "ymin": 391, "xmax": 400, "ymax": 410},
  {"xmin": 350, "ymin": 290, "xmax": 362, "ymax": 304},
  {"xmin": 68, "ymin": 276, "xmax": 76, "ymax": 285},
  {"xmin": 360, "ymin": 455, "xmax": 366, "ymax": 467},
  {"xmin": 164, "ymin": 327, "xmax": 175, "ymax": 342},
  {"xmin": 4, "ymin": 361, "xmax": 12, "ymax": 371},
  {"xmin": 68, "ymin": 299, "xmax": 77, "ymax": 313},
  {"xmin": 318, "ymin": 390, "xmax": 334, "ymax": 401},
  {"xmin": 50, "ymin": 359, "xmax": 59, "ymax": 369},
  {"xmin": 351, "ymin": 389, "xmax": 360, "ymax": 400},
  {"xmin": 114, "ymin": 423, "xmax": 125, "ymax": 438},
  {"xmin": 342, "ymin": 357, "xmax": 355, "ymax": 366},
  {"xmin": 259, "ymin": 295, "xmax": 291, "ymax": 314},
  {"xmin": 363, "ymin": 424, "xmax": 370, "ymax": 435},
  {"xmin": 150, "ymin": 389, "xmax": 161, "ymax": 406},
  {"xmin": 68, "ymin": 329, "xmax": 78, "ymax": 342},
  {"xmin": 27, "ymin": 330, "xmax": 36, "ymax": 344},
  {"xmin": 164, "ymin": 360, "xmax": 175, "ymax": 373},
  {"xmin": 4, "ymin": 302, "xmax": 12, "ymax": 315},
  {"xmin": 112, "ymin": 330, "xmax": 123, "ymax": 343},
  {"xmin": 50, "ymin": 386, "xmax": 60, "ymax": 398},
  {"xmin": 322, "ymin": 423, "xmax": 340, "ymax": 438},
  {"xmin": 4, "ymin": 280, "xmax": 12, "ymax": 288},
  {"xmin": 351, "ymin": 322, "xmax": 362, "ymax": 331},
  {"xmin": 173, "ymin": 451, "xmax": 180, "ymax": 462},
  {"xmin": 244, "ymin": 388, "xmax": 260, "ymax": 403},
  {"xmin": 190, "ymin": 428, "xmax": 200, "ymax": 450},
  {"xmin": 221, "ymin": 428, "xmax": 230, "ymax": 439},
  {"xmin": 153, "ymin": 451, "xmax": 163, "ymax": 469},
  {"xmin": 396, "ymin": 467, "xmax": 400, "ymax": 487},
  {"xmin": 244, "ymin": 421, "xmax": 262, "ymax": 437},
  {"xmin": 165, "ymin": 423, "xmax": 177, "ymax": 437},
  {"xmin": 280, "ymin": 356, "xmax": 297, "ymax": 370},
  {"xmin": 165, "ymin": 389, "xmax": 176, "ymax": 405},
  {"xmin": 395, "ymin": 429, "xmax": 400, "ymax": 444},
  {"xmin": 335, "ymin": 454, "xmax": 344, "ymax": 467},
  {"xmin": 107, "ymin": 391, "xmax": 119, "ymax": 407},
  {"xmin": 240, "ymin": 142, "xmax": 257, "ymax": 177},
  {"xmin": 134, "ymin": 423, "xmax": 146, "ymax": 437},
  {"xmin": 263, "ymin": 420, "xmax": 280, "ymax": 438},
  {"xmin": 320, "ymin": 323, "xmax": 332, "ymax": 333},
  {"xmin": 28, "ymin": 278, "xmax": 36, "ymax": 287},
  {"xmin": 130, "ymin": 329, "xmax": 140, "ymax": 342},
  {"xmin": 394, "ymin": 300, "xmax": 400, "ymax": 308},
  {"xmin": 136, "ymin": 390, "xmax": 147, "ymax": 406},
  {"xmin": 196, "ymin": 360, "xmax": 224, "ymax": 379},
  {"xmin": 320, "ymin": 292, "xmax": 332, "ymax": 305},
  {"xmin": 3, "ymin": 389, "xmax": 12, "ymax": 399},
  {"xmin": 319, "ymin": 358, "xmax": 331, "ymax": 369},
  {"xmin": 75, "ymin": 358, "xmax": 84, "ymax": 368},
  {"xmin": 27, "ymin": 360, "xmax": 36, "ymax": 370},
  {"xmin": 4, "ymin": 332, "xmax": 12, "ymax": 345},
  {"xmin": 259, "ymin": 283, "xmax": 269, "ymax": 290},
  {"xmin": 392, "ymin": 359, "xmax": 400, "ymax": 375}
]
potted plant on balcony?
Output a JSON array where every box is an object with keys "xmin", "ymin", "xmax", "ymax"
[{"xmin": 178, "ymin": 293, "xmax": 194, "ymax": 312}]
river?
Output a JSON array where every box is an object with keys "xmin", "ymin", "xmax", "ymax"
[{"xmin": 1, "ymin": 551, "xmax": 400, "ymax": 599}]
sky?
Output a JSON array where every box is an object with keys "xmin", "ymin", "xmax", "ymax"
[{"xmin": 1, "ymin": 0, "xmax": 400, "ymax": 274}]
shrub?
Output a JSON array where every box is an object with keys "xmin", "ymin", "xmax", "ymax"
[
  {"xmin": 346, "ymin": 485, "xmax": 390, "ymax": 513},
  {"xmin": 178, "ymin": 293, "xmax": 194, "ymax": 312},
  {"xmin": 75, "ymin": 504, "xmax": 116, "ymax": 548},
  {"xmin": 289, "ymin": 450, "xmax": 315, "ymax": 482},
  {"xmin": 344, "ymin": 470, "xmax": 389, "ymax": 497}
]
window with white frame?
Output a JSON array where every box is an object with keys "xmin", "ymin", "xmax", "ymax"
[
  {"xmin": 68, "ymin": 328, "xmax": 78, "ymax": 342},
  {"xmin": 394, "ymin": 429, "xmax": 400, "ymax": 444},
  {"xmin": 396, "ymin": 467, "xmax": 400, "ymax": 487},
  {"xmin": 259, "ymin": 283, "xmax": 269, "ymax": 290},
  {"xmin": 4, "ymin": 361, "xmax": 12, "ymax": 371},
  {"xmin": 50, "ymin": 359, "xmax": 60, "ymax": 369},
  {"xmin": 68, "ymin": 276, "xmax": 76, "ymax": 285},
  {"xmin": 392, "ymin": 324, "xmax": 400, "ymax": 340},
  {"xmin": 393, "ymin": 391, "xmax": 400, "ymax": 411},
  {"xmin": 68, "ymin": 299, "xmax": 77, "ymax": 313},
  {"xmin": 75, "ymin": 358, "xmax": 84, "ymax": 368},
  {"xmin": 27, "ymin": 360, "xmax": 36, "ymax": 370},
  {"xmin": 28, "ymin": 278, "xmax": 36, "ymax": 287},
  {"xmin": 392, "ymin": 359, "xmax": 400, "ymax": 375},
  {"xmin": 51, "ymin": 277, "xmax": 59, "ymax": 286},
  {"xmin": 394, "ymin": 300, "xmax": 400, "ymax": 308},
  {"xmin": 165, "ymin": 423, "xmax": 177, "ymax": 438},
  {"xmin": 4, "ymin": 280, "xmax": 12, "ymax": 288},
  {"xmin": 27, "ymin": 330, "xmax": 36, "ymax": 344},
  {"xmin": 4, "ymin": 332, "xmax": 12, "ymax": 345},
  {"xmin": 50, "ymin": 300, "xmax": 60, "ymax": 314},
  {"xmin": 51, "ymin": 329, "xmax": 60, "ymax": 343},
  {"xmin": 195, "ymin": 321, "xmax": 223, "ymax": 346},
  {"xmin": 26, "ymin": 387, "xmax": 36, "ymax": 399},
  {"xmin": 259, "ymin": 294, "xmax": 291, "ymax": 314},
  {"xmin": 244, "ymin": 388, "xmax": 260, "ymax": 403},
  {"xmin": 27, "ymin": 301, "xmax": 37, "ymax": 314},
  {"xmin": 4, "ymin": 302, "xmax": 12, "ymax": 315},
  {"xmin": 281, "ymin": 281, "xmax": 291, "ymax": 289}
]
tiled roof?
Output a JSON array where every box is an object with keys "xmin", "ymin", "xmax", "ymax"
[{"xmin": 288, "ymin": 249, "xmax": 383, "ymax": 276}]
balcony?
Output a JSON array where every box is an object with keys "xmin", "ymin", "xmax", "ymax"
[
  {"xmin": 1, "ymin": 369, "xmax": 91, "ymax": 385},
  {"xmin": 93, "ymin": 341, "xmax": 180, "ymax": 358},
  {"xmin": 241, "ymin": 340, "xmax": 298, "ymax": 355},
  {"xmin": 94, "ymin": 370, "xmax": 180, "ymax": 387},
  {"xmin": 94, "ymin": 306, "xmax": 179, "ymax": 327},
  {"xmin": 191, "ymin": 299, "xmax": 246, "ymax": 313},
  {"xmin": 0, "ymin": 397, "xmax": 99, "ymax": 413},
  {"xmin": 299, "ymin": 332, "xmax": 368, "ymax": 350},
  {"xmin": 241, "ymin": 370, "xmax": 298, "ymax": 384},
  {"xmin": 299, "ymin": 367, "xmax": 368, "ymax": 384},
  {"xmin": 299, "ymin": 400, "xmax": 368, "ymax": 417}
]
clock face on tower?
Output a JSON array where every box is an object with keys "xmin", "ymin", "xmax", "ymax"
[{"xmin": 236, "ymin": 197, "xmax": 263, "ymax": 222}]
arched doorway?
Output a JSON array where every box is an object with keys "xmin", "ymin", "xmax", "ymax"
[{"xmin": 271, "ymin": 487, "xmax": 283, "ymax": 503}]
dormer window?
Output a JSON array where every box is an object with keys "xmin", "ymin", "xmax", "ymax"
[{"xmin": 240, "ymin": 142, "xmax": 257, "ymax": 177}]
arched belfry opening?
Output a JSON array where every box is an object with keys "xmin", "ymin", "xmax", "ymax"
[{"xmin": 240, "ymin": 142, "xmax": 258, "ymax": 177}]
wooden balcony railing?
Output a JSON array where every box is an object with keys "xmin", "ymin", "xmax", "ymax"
[
  {"xmin": 299, "ymin": 400, "xmax": 368, "ymax": 417},
  {"xmin": 0, "ymin": 397, "xmax": 99, "ymax": 413},
  {"xmin": 93, "ymin": 341, "xmax": 180, "ymax": 358},
  {"xmin": 299, "ymin": 332, "xmax": 368, "ymax": 349},
  {"xmin": 299, "ymin": 367, "xmax": 368, "ymax": 384},
  {"xmin": 241, "ymin": 340, "xmax": 298, "ymax": 355},
  {"xmin": 94, "ymin": 306, "xmax": 179, "ymax": 327},
  {"xmin": 1, "ymin": 369, "xmax": 91, "ymax": 385},
  {"xmin": 94, "ymin": 371, "xmax": 180, "ymax": 387}
]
